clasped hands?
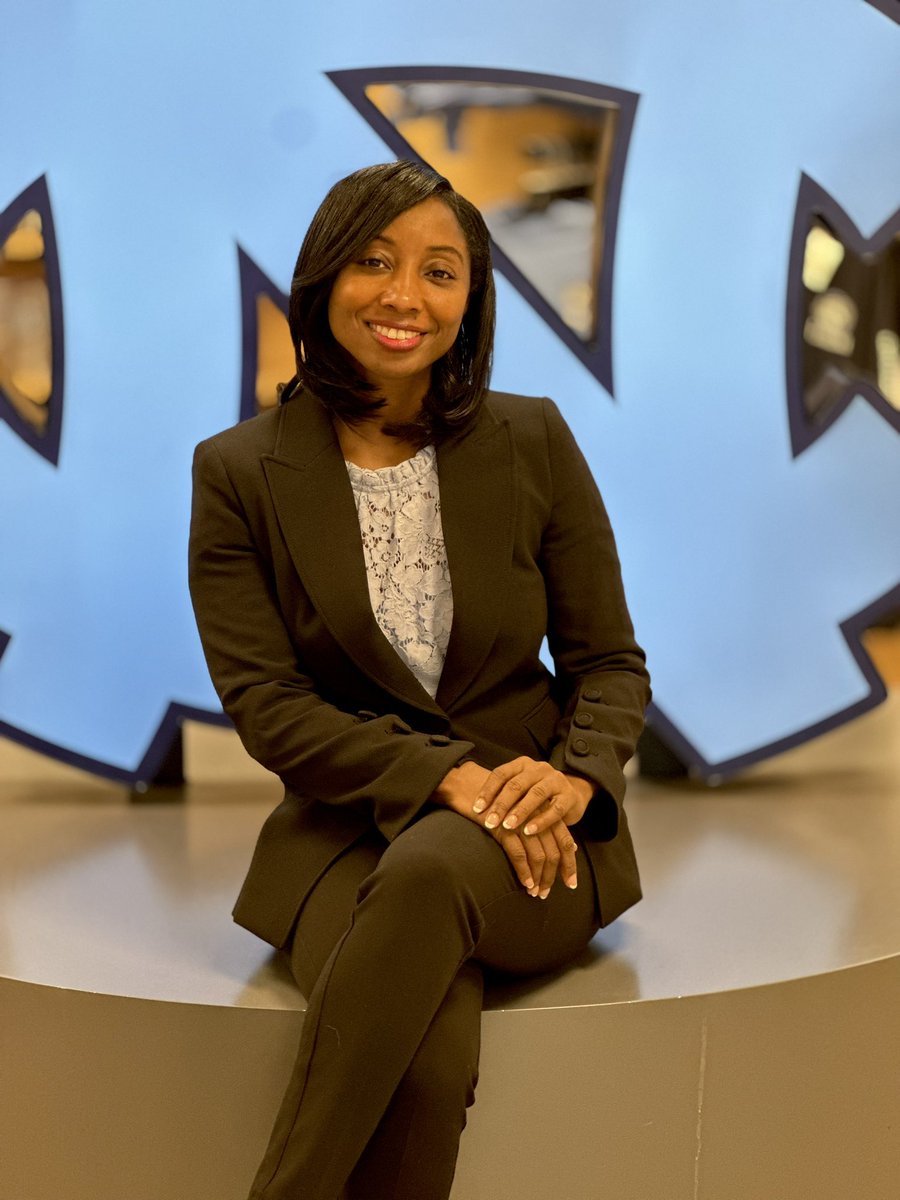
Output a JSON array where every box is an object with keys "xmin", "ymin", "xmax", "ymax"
[{"xmin": 433, "ymin": 757, "xmax": 593, "ymax": 899}]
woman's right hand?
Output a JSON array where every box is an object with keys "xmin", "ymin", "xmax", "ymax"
[
  {"xmin": 493, "ymin": 819, "xmax": 578, "ymax": 900},
  {"xmin": 432, "ymin": 762, "xmax": 578, "ymax": 898}
]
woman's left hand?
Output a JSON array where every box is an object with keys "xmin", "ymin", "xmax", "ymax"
[{"xmin": 473, "ymin": 757, "xmax": 594, "ymax": 838}]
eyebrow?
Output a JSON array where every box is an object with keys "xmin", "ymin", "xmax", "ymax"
[{"xmin": 371, "ymin": 234, "xmax": 466, "ymax": 263}]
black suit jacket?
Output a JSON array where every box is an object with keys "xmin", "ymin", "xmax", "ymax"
[{"xmin": 189, "ymin": 389, "xmax": 650, "ymax": 948}]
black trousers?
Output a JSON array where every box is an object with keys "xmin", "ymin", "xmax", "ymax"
[{"xmin": 247, "ymin": 808, "xmax": 600, "ymax": 1200}]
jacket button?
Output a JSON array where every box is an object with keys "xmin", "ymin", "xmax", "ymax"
[
  {"xmin": 574, "ymin": 712, "xmax": 594, "ymax": 728},
  {"xmin": 429, "ymin": 734, "xmax": 451, "ymax": 747},
  {"xmin": 582, "ymin": 687, "xmax": 603, "ymax": 702},
  {"xmin": 571, "ymin": 738, "xmax": 590, "ymax": 756},
  {"xmin": 357, "ymin": 709, "xmax": 378, "ymax": 721}
]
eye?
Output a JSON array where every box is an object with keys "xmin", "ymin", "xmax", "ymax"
[
  {"xmin": 357, "ymin": 255, "xmax": 387, "ymax": 269},
  {"xmin": 427, "ymin": 267, "xmax": 456, "ymax": 281}
]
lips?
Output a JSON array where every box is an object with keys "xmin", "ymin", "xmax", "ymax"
[{"xmin": 367, "ymin": 322, "xmax": 426, "ymax": 349}]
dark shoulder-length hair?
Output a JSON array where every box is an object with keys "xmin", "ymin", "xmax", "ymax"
[{"xmin": 282, "ymin": 160, "xmax": 495, "ymax": 441}]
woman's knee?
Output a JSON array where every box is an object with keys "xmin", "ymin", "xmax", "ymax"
[{"xmin": 360, "ymin": 810, "xmax": 486, "ymax": 902}]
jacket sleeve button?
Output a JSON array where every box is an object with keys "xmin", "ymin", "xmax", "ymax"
[
  {"xmin": 574, "ymin": 712, "xmax": 594, "ymax": 728},
  {"xmin": 357, "ymin": 709, "xmax": 378, "ymax": 721},
  {"xmin": 571, "ymin": 738, "xmax": 590, "ymax": 756},
  {"xmin": 582, "ymin": 687, "xmax": 603, "ymax": 703},
  {"xmin": 429, "ymin": 734, "xmax": 452, "ymax": 747}
]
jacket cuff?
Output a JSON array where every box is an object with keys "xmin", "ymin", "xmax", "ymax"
[
  {"xmin": 551, "ymin": 683, "xmax": 624, "ymax": 839},
  {"xmin": 370, "ymin": 722, "xmax": 475, "ymax": 843}
]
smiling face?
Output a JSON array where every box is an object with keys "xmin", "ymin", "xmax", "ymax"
[{"xmin": 327, "ymin": 197, "xmax": 472, "ymax": 407}]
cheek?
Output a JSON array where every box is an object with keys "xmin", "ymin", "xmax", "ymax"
[
  {"xmin": 327, "ymin": 269, "xmax": 361, "ymax": 315},
  {"xmin": 327, "ymin": 283, "xmax": 344, "ymax": 323},
  {"xmin": 327, "ymin": 286, "xmax": 356, "ymax": 346},
  {"xmin": 442, "ymin": 295, "xmax": 469, "ymax": 336}
]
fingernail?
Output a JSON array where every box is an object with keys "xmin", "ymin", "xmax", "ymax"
[
  {"xmin": 529, "ymin": 887, "xmax": 540, "ymax": 898},
  {"xmin": 566, "ymin": 877, "xmax": 578, "ymax": 890},
  {"xmin": 484, "ymin": 813, "xmax": 500, "ymax": 829},
  {"xmin": 502, "ymin": 815, "xmax": 517, "ymax": 829},
  {"xmin": 539, "ymin": 888, "xmax": 550, "ymax": 900},
  {"xmin": 473, "ymin": 797, "xmax": 486, "ymax": 813},
  {"xmin": 523, "ymin": 877, "xmax": 535, "ymax": 890},
  {"xmin": 523, "ymin": 822, "xmax": 537, "ymax": 836}
]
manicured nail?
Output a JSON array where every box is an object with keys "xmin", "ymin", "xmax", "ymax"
[
  {"xmin": 502, "ymin": 814, "xmax": 518, "ymax": 829},
  {"xmin": 523, "ymin": 822, "xmax": 537, "ymax": 836},
  {"xmin": 473, "ymin": 797, "xmax": 487, "ymax": 814},
  {"xmin": 539, "ymin": 888, "xmax": 550, "ymax": 900},
  {"xmin": 484, "ymin": 813, "xmax": 500, "ymax": 829},
  {"xmin": 523, "ymin": 877, "xmax": 535, "ymax": 890},
  {"xmin": 566, "ymin": 876, "xmax": 578, "ymax": 890},
  {"xmin": 529, "ymin": 887, "xmax": 540, "ymax": 898}
]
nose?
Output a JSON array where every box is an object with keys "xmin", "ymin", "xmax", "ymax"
[{"xmin": 379, "ymin": 267, "xmax": 421, "ymax": 312}]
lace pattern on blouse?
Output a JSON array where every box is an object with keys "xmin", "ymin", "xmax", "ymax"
[{"xmin": 345, "ymin": 444, "xmax": 452, "ymax": 699}]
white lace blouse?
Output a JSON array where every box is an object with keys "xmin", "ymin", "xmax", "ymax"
[{"xmin": 345, "ymin": 445, "xmax": 452, "ymax": 699}]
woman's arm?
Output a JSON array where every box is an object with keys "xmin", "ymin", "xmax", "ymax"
[
  {"xmin": 472, "ymin": 397, "xmax": 651, "ymax": 842},
  {"xmin": 188, "ymin": 436, "xmax": 473, "ymax": 842}
]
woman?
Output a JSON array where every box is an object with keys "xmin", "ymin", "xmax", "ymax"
[{"xmin": 189, "ymin": 160, "xmax": 650, "ymax": 1200}]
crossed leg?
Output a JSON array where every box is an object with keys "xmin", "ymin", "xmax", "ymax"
[{"xmin": 248, "ymin": 808, "xmax": 599, "ymax": 1200}]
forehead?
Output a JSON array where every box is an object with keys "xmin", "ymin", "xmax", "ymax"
[{"xmin": 373, "ymin": 197, "xmax": 469, "ymax": 262}]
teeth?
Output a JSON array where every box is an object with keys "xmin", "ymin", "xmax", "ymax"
[{"xmin": 371, "ymin": 324, "xmax": 421, "ymax": 341}]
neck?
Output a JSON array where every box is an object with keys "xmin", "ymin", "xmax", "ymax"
[
  {"xmin": 335, "ymin": 375, "xmax": 429, "ymax": 468},
  {"xmin": 335, "ymin": 414, "xmax": 423, "ymax": 469},
  {"xmin": 371, "ymin": 375, "xmax": 428, "ymax": 424}
]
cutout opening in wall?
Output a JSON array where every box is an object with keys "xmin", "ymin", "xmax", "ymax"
[
  {"xmin": 801, "ymin": 215, "xmax": 900, "ymax": 424},
  {"xmin": 255, "ymin": 292, "xmax": 293, "ymax": 413},
  {"xmin": 0, "ymin": 209, "xmax": 52, "ymax": 436},
  {"xmin": 364, "ymin": 81, "xmax": 620, "ymax": 345}
]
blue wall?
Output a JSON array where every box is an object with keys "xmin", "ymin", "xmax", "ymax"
[{"xmin": 1, "ymin": 0, "xmax": 898, "ymax": 781}]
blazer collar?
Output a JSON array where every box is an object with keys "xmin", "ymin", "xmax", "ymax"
[{"xmin": 261, "ymin": 392, "xmax": 514, "ymax": 716}]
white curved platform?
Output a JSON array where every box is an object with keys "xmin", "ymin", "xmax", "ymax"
[{"xmin": 2, "ymin": 698, "xmax": 899, "ymax": 1199}]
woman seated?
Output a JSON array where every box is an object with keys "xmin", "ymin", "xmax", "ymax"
[{"xmin": 189, "ymin": 159, "xmax": 650, "ymax": 1200}]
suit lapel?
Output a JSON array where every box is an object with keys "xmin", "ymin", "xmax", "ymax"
[
  {"xmin": 262, "ymin": 394, "xmax": 444, "ymax": 715},
  {"xmin": 436, "ymin": 408, "xmax": 515, "ymax": 710}
]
